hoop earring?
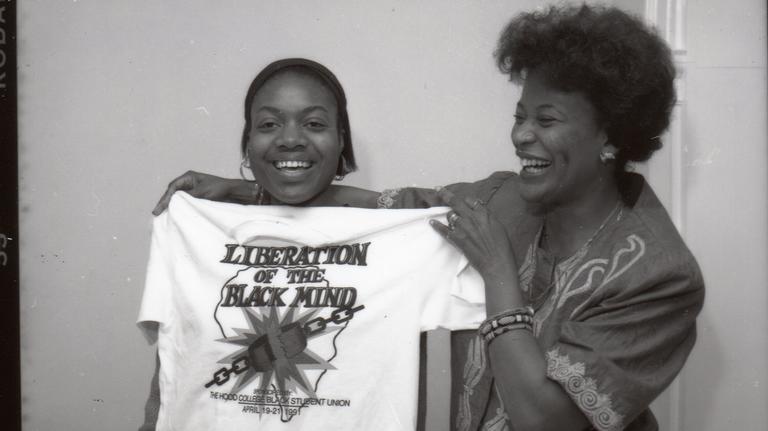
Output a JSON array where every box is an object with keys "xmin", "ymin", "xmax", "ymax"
[
  {"xmin": 334, "ymin": 156, "xmax": 347, "ymax": 181},
  {"xmin": 239, "ymin": 158, "xmax": 267, "ymax": 204},
  {"xmin": 599, "ymin": 151, "xmax": 616, "ymax": 164},
  {"xmin": 240, "ymin": 158, "xmax": 255, "ymax": 181}
]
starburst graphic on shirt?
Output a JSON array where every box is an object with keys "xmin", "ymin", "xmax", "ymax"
[{"xmin": 216, "ymin": 306, "xmax": 337, "ymax": 397}]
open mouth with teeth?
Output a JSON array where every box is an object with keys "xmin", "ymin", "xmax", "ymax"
[
  {"xmin": 273, "ymin": 160, "xmax": 314, "ymax": 171},
  {"xmin": 520, "ymin": 158, "xmax": 552, "ymax": 174}
]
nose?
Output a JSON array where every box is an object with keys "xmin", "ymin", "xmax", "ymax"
[
  {"xmin": 511, "ymin": 123, "xmax": 535, "ymax": 148},
  {"xmin": 277, "ymin": 122, "xmax": 307, "ymax": 149}
]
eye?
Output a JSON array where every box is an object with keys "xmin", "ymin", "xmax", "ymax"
[
  {"xmin": 536, "ymin": 117, "xmax": 556, "ymax": 127},
  {"xmin": 513, "ymin": 114, "xmax": 525, "ymax": 125},
  {"xmin": 256, "ymin": 120, "xmax": 280, "ymax": 131},
  {"xmin": 305, "ymin": 120, "xmax": 328, "ymax": 130}
]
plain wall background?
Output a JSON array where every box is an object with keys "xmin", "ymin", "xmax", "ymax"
[
  {"xmin": 17, "ymin": 1, "xmax": 767, "ymax": 430},
  {"xmin": 678, "ymin": 0, "xmax": 768, "ymax": 428}
]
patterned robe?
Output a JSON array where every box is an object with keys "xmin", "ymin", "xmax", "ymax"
[{"xmin": 381, "ymin": 172, "xmax": 704, "ymax": 431}]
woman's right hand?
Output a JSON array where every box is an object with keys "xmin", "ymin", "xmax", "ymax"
[{"xmin": 152, "ymin": 171, "xmax": 251, "ymax": 215}]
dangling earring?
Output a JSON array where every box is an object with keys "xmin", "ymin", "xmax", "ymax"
[
  {"xmin": 334, "ymin": 156, "xmax": 347, "ymax": 181},
  {"xmin": 254, "ymin": 183, "xmax": 266, "ymax": 205},
  {"xmin": 599, "ymin": 151, "xmax": 616, "ymax": 164}
]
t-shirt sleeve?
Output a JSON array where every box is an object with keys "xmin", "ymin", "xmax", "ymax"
[
  {"xmin": 385, "ymin": 174, "xmax": 516, "ymax": 330},
  {"xmin": 419, "ymin": 252, "xmax": 486, "ymax": 331},
  {"xmin": 442, "ymin": 257, "xmax": 486, "ymax": 330},
  {"xmin": 137, "ymin": 214, "xmax": 175, "ymax": 330},
  {"xmin": 544, "ymin": 258, "xmax": 704, "ymax": 431}
]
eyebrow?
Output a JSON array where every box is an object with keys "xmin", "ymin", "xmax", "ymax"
[
  {"xmin": 253, "ymin": 106, "xmax": 282, "ymax": 116},
  {"xmin": 253, "ymin": 105, "xmax": 330, "ymax": 115},
  {"xmin": 516, "ymin": 102, "xmax": 561, "ymax": 110},
  {"xmin": 301, "ymin": 105, "xmax": 330, "ymax": 114},
  {"xmin": 515, "ymin": 102, "xmax": 568, "ymax": 121},
  {"xmin": 535, "ymin": 103, "xmax": 567, "ymax": 118}
]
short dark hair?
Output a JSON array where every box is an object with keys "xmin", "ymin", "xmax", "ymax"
[
  {"xmin": 495, "ymin": 4, "xmax": 676, "ymax": 176},
  {"xmin": 241, "ymin": 58, "xmax": 357, "ymax": 177}
]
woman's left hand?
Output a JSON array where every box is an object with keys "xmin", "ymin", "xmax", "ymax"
[{"xmin": 430, "ymin": 188, "xmax": 520, "ymax": 289}]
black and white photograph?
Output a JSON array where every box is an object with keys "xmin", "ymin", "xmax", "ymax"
[{"xmin": 11, "ymin": 0, "xmax": 767, "ymax": 430}]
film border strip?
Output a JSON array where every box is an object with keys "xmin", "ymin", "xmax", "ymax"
[{"xmin": 0, "ymin": 1, "xmax": 19, "ymax": 429}]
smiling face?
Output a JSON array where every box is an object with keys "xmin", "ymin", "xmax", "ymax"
[
  {"xmin": 246, "ymin": 71, "xmax": 343, "ymax": 205},
  {"xmin": 512, "ymin": 70, "xmax": 611, "ymax": 207}
]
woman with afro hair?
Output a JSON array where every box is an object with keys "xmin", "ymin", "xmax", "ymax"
[
  {"xmin": 152, "ymin": 4, "xmax": 703, "ymax": 431},
  {"xmin": 416, "ymin": 5, "xmax": 703, "ymax": 430}
]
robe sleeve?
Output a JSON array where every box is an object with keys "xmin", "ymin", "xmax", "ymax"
[
  {"xmin": 544, "ymin": 250, "xmax": 704, "ymax": 431},
  {"xmin": 377, "ymin": 172, "xmax": 516, "ymax": 209}
]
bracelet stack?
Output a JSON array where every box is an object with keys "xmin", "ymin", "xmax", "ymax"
[{"xmin": 478, "ymin": 306, "xmax": 534, "ymax": 344}]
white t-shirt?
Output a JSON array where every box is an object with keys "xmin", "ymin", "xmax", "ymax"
[{"xmin": 138, "ymin": 192, "xmax": 485, "ymax": 431}]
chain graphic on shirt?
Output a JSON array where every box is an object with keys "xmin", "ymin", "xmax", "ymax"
[
  {"xmin": 205, "ymin": 356, "xmax": 250, "ymax": 388},
  {"xmin": 303, "ymin": 305, "xmax": 365, "ymax": 336},
  {"xmin": 204, "ymin": 305, "xmax": 365, "ymax": 389}
]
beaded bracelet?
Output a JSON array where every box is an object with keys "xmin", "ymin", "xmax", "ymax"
[
  {"xmin": 483, "ymin": 322, "xmax": 533, "ymax": 344},
  {"xmin": 478, "ymin": 306, "xmax": 534, "ymax": 337}
]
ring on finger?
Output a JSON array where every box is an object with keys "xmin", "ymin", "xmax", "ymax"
[
  {"xmin": 447, "ymin": 212, "xmax": 461, "ymax": 229},
  {"xmin": 470, "ymin": 199, "xmax": 485, "ymax": 210}
]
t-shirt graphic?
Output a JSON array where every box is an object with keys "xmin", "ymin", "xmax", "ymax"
[{"xmin": 138, "ymin": 192, "xmax": 485, "ymax": 431}]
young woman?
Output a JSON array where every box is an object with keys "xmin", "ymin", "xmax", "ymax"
[
  {"xmin": 141, "ymin": 57, "xmax": 379, "ymax": 430},
  {"xmin": 152, "ymin": 5, "xmax": 704, "ymax": 430}
]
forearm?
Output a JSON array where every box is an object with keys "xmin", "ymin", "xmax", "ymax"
[
  {"xmin": 223, "ymin": 179, "xmax": 261, "ymax": 204},
  {"xmin": 487, "ymin": 331, "xmax": 589, "ymax": 431},
  {"xmin": 483, "ymin": 273, "xmax": 526, "ymax": 315},
  {"xmin": 482, "ymin": 278, "xmax": 589, "ymax": 431}
]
